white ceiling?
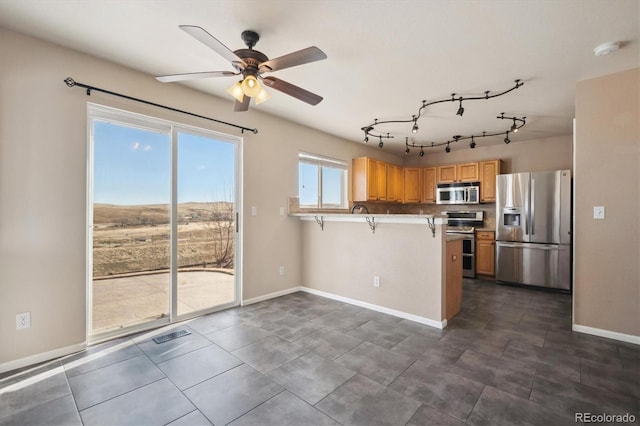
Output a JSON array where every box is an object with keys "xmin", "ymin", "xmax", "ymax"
[{"xmin": 0, "ymin": 0, "xmax": 638, "ymax": 155}]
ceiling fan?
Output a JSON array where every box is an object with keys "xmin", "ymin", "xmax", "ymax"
[{"xmin": 156, "ymin": 25, "xmax": 327, "ymax": 112}]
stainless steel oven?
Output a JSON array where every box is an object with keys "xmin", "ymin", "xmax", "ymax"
[{"xmin": 444, "ymin": 211, "xmax": 484, "ymax": 278}]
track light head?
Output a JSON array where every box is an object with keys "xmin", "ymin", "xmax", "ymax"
[
  {"xmin": 470, "ymin": 137, "xmax": 476, "ymax": 149},
  {"xmin": 445, "ymin": 143, "xmax": 451, "ymax": 153},
  {"xmin": 456, "ymin": 99, "xmax": 464, "ymax": 116},
  {"xmin": 378, "ymin": 141, "xmax": 384, "ymax": 148},
  {"xmin": 504, "ymin": 131, "xmax": 511, "ymax": 144},
  {"xmin": 412, "ymin": 123, "xmax": 418, "ymax": 134},
  {"xmin": 405, "ymin": 147, "xmax": 410, "ymax": 155},
  {"xmin": 419, "ymin": 148, "xmax": 425, "ymax": 157},
  {"xmin": 511, "ymin": 119, "xmax": 518, "ymax": 133},
  {"xmin": 364, "ymin": 136, "xmax": 368, "ymax": 144}
]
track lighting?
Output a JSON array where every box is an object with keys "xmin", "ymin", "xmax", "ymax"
[
  {"xmin": 445, "ymin": 142, "xmax": 451, "ymax": 153},
  {"xmin": 511, "ymin": 119, "xmax": 518, "ymax": 133},
  {"xmin": 405, "ymin": 147, "xmax": 410, "ymax": 155},
  {"xmin": 456, "ymin": 99, "xmax": 464, "ymax": 116},
  {"xmin": 360, "ymin": 80, "xmax": 525, "ymax": 154}
]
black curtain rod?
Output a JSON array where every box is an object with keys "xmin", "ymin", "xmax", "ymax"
[{"xmin": 63, "ymin": 77, "xmax": 258, "ymax": 134}]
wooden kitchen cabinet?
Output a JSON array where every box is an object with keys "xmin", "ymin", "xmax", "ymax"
[
  {"xmin": 437, "ymin": 165, "xmax": 457, "ymax": 183},
  {"xmin": 352, "ymin": 157, "xmax": 377, "ymax": 202},
  {"xmin": 457, "ymin": 162, "xmax": 479, "ymax": 182},
  {"xmin": 421, "ymin": 167, "xmax": 436, "ymax": 203},
  {"xmin": 476, "ymin": 231, "xmax": 496, "ymax": 276},
  {"xmin": 437, "ymin": 162, "xmax": 479, "ymax": 183},
  {"xmin": 446, "ymin": 238, "xmax": 463, "ymax": 320},
  {"xmin": 387, "ymin": 164, "xmax": 403, "ymax": 202},
  {"xmin": 479, "ymin": 159, "xmax": 502, "ymax": 203},
  {"xmin": 403, "ymin": 167, "xmax": 421, "ymax": 203},
  {"xmin": 352, "ymin": 157, "xmax": 404, "ymax": 202}
]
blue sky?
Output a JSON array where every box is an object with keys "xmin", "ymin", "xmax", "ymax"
[{"xmin": 93, "ymin": 121, "xmax": 235, "ymax": 205}]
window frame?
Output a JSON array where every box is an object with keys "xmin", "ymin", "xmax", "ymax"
[{"xmin": 298, "ymin": 152, "xmax": 348, "ymax": 209}]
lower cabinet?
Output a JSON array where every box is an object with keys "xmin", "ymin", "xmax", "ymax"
[
  {"xmin": 476, "ymin": 231, "xmax": 495, "ymax": 276},
  {"xmin": 446, "ymin": 239, "xmax": 463, "ymax": 320}
]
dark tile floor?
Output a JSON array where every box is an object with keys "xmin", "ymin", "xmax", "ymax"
[{"xmin": 1, "ymin": 279, "xmax": 638, "ymax": 425}]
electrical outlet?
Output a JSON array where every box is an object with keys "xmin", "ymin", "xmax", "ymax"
[
  {"xmin": 373, "ymin": 276, "xmax": 380, "ymax": 287},
  {"xmin": 16, "ymin": 312, "xmax": 31, "ymax": 330},
  {"xmin": 279, "ymin": 207, "xmax": 285, "ymax": 216},
  {"xmin": 279, "ymin": 266, "xmax": 285, "ymax": 276}
]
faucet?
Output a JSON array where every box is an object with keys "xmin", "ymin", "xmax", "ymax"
[{"xmin": 351, "ymin": 204, "xmax": 369, "ymax": 214}]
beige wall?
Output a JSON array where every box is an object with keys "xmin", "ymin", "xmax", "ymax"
[
  {"xmin": 574, "ymin": 68, "xmax": 639, "ymax": 337},
  {"xmin": 301, "ymin": 221, "xmax": 445, "ymax": 321},
  {"xmin": 0, "ymin": 28, "xmax": 397, "ymax": 367},
  {"xmin": 403, "ymin": 134, "xmax": 573, "ymax": 174}
]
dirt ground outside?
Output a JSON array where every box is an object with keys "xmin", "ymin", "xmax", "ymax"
[{"xmin": 91, "ymin": 203, "xmax": 236, "ymax": 333}]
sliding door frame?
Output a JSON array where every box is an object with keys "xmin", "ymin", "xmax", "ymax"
[{"xmin": 86, "ymin": 103, "xmax": 243, "ymax": 343}]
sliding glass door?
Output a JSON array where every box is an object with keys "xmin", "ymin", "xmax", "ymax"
[
  {"xmin": 176, "ymin": 130, "xmax": 237, "ymax": 316},
  {"xmin": 88, "ymin": 104, "xmax": 240, "ymax": 339}
]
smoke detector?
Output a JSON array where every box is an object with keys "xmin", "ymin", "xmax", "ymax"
[{"xmin": 594, "ymin": 42, "xmax": 620, "ymax": 57}]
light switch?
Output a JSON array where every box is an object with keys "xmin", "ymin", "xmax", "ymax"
[
  {"xmin": 251, "ymin": 206, "xmax": 257, "ymax": 216},
  {"xmin": 593, "ymin": 206, "xmax": 605, "ymax": 219}
]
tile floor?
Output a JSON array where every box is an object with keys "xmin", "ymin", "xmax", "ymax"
[{"xmin": 1, "ymin": 279, "xmax": 638, "ymax": 425}]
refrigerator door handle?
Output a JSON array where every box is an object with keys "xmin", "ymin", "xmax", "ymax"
[
  {"xmin": 531, "ymin": 178, "xmax": 535, "ymax": 235},
  {"xmin": 497, "ymin": 242, "xmax": 564, "ymax": 250}
]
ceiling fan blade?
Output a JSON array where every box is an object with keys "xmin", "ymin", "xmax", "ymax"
[
  {"xmin": 179, "ymin": 25, "xmax": 246, "ymax": 68},
  {"xmin": 262, "ymin": 76, "xmax": 323, "ymax": 106},
  {"xmin": 233, "ymin": 95, "xmax": 250, "ymax": 112},
  {"xmin": 259, "ymin": 46, "xmax": 327, "ymax": 72},
  {"xmin": 156, "ymin": 71, "xmax": 238, "ymax": 83}
]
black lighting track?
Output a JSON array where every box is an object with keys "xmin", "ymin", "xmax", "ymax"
[
  {"xmin": 64, "ymin": 77, "xmax": 258, "ymax": 134},
  {"xmin": 361, "ymin": 79, "xmax": 526, "ymax": 154}
]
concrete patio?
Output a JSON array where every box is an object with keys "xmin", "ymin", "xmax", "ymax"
[{"xmin": 92, "ymin": 270, "xmax": 235, "ymax": 334}]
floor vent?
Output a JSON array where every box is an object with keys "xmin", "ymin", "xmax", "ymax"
[{"xmin": 153, "ymin": 329, "xmax": 191, "ymax": 344}]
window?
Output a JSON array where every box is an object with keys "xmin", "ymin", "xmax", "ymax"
[{"xmin": 298, "ymin": 152, "xmax": 347, "ymax": 209}]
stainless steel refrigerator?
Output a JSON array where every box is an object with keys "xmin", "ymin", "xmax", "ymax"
[{"xmin": 496, "ymin": 170, "xmax": 571, "ymax": 291}]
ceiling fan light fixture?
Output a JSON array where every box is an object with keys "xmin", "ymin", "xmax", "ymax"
[
  {"xmin": 254, "ymin": 87, "xmax": 271, "ymax": 104},
  {"xmin": 226, "ymin": 82, "xmax": 245, "ymax": 103},
  {"xmin": 241, "ymin": 75, "xmax": 262, "ymax": 97}
]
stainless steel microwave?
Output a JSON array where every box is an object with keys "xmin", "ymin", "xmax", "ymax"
[{"xmin": 436, "ymin": 182, "xmax": 480, "ymax": 205}]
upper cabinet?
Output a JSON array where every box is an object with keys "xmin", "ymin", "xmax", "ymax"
[
  {"xmin": 479, "ymin": 160, "xmax": 502, "ymax": 203},
  {"xmin": 437, "ymin": 162, "xmax": 479, "ymax": 183},
  {"xmin": 457, "ymin": 162, "xmax": 479, "ymax": 182},
  {"xmin": 403, "ymin": 167, "xmax": 421, "ymax": 203},
  {"xmin": 421, "ymin": 167, "xmax": 436, "ymax": 204},
  {"xmin": 353, "ymin": 157, "xmax": 501, "ymax": 204},
  {"xmin": 352, "ymin": 157, "xmax": 376, "ymax": 202},
  {"xmin": 387, "ymin": 164, "xmax": 403, "ymax": 202},
  {"xmin": 352, "ymin": 157, "xmax": 396, "ymax": 202}
]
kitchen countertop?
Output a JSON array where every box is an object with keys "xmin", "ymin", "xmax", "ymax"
[{"xmin": 291, "ymin": 212, "xmax": 445, "ymax": 225}]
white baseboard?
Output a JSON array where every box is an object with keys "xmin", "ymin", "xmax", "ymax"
[
  {"xmin": 242, "ymin": 286, "xmax": 303, "ymax": 306},
  {"xmin": 239, "ymin": 285, "xmax": 446, "ymax": 330},
  {"xmin": 300, "ymin": 286, "xmax": 447, "ymax": 329},
  {"xmin": 573, "ymin": 324, "xmax": 640, "ymax": 345},
  {"xmin": 0, "ymin": 342, "xmax": 86, "ymax": 375}
]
